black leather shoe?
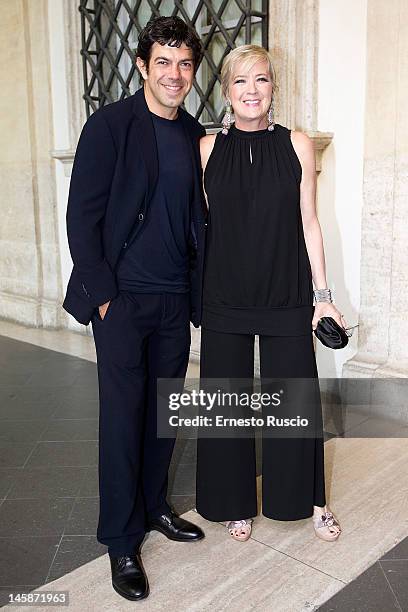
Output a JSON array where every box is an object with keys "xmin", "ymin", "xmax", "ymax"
[
  {"xmin": 109, "ymin": 554, "xmax": 149, "ymax": 601},
  {"xmin": 147, "ymin": 511, "xmax": 205, "ymax": 542}
]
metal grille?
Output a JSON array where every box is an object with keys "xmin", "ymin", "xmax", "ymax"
[{"xmin": 79, "ymin": 0, "xmax": 268, "ymax": 127}]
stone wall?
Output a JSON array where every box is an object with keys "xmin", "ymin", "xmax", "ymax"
[
  {"xmin": 343, "ymin": 0, "xmax": 408, "ymax": 377},
  {"xmin": 0, "ymin": 0, "xmax": 62, "ymax": 327}
]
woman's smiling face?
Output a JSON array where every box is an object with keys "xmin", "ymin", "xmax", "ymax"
[{"xmin": 228, "ymin": 59, "xmax": 273, "ymax": 128}]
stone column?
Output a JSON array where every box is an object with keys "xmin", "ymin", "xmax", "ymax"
[
  {"xmin": 268, "ymin": 0, "xmax": 319, "ymax": 131},
  {"xmin": 51, "ymin": 0, "xmax": 86, "ymax": 167},
  {"xmin": 0, "ymin": 0, "xmax": 63, "ymax": 327},
  {"xmin": 343, "ymin": 0, "xmax": 408, "ymax": 378}
]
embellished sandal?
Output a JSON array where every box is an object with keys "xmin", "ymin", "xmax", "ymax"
[
  {"xmin": 313, "ymin": 509, "xmax": 341, "ymax": 541},
  {"xmin": 226, "ymin": 519, "xmax": 253, "ymax": 542}
]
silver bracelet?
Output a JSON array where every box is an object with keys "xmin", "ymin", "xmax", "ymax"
[{"xmin": 313, "ymin": 288, "xmax": 333, "ymax": 303}]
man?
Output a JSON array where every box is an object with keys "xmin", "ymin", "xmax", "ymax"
[{"xmin": 63, "ymin": 16, "xmax": 206, "ymax": 601}]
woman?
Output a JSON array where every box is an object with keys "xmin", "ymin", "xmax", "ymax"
[{"xmin": 196, "ymin": 45, "xmax": 342, "ymax": 542}]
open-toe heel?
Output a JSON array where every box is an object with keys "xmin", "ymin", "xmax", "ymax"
[
  {"xmin": 226, "ymin": 519, "xmax": 253, "ymax": 542},
  {"xmin": 313, "ymin": 509, "xmax": 341, "ymax": 541}
]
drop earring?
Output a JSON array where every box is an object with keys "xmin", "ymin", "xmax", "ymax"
[
  {"xmin": 267, "ymin": 97, "xmax": 275, "ymax": 131},
  {"xmin": 221, "ymin": 99, "xmax": 232, "ymax": 135}
]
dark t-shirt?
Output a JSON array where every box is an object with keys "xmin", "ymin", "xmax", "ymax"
[{"xmin": 116, "ymin": 111, "xmax": 193, "ymax": 293}]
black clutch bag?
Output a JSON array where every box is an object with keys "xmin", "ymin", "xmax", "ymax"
[{"xmin": 313, "ymin": 316, "xmax": 349, "ymax": 349}]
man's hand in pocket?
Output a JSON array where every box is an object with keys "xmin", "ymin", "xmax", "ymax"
[{"xmin": 99, "ymin": 301, "xmax": 110, "ymax": 320}]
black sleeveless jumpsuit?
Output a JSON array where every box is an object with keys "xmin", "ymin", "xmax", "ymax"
[{"xmin": 196, "ymin": 124, "xmax": 326, "ymax": 521}]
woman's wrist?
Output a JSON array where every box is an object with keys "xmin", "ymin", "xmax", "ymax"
[{"xmin": 313, "ymin": 288, "xmax": 333, "ymax": 303}]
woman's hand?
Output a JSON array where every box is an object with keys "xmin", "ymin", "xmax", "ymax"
[{"xmin": 312, "ymin": 302, "xmax": 347, "ymax": 331}]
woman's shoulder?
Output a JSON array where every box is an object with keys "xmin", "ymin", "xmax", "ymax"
[
  {"xmin": 283, "ymin": 128, "xmax": 315, "ymax": 173},
  {"xmin": 200, "ymin": 132, "xmax": 218, "ymax": 169},
  {"xmin": 288, "ymin": 128, "xmax": 313, "ymax": 148},
  {"xmin": 200, "ymin": 132, "xmax": 217, "ymax": 148},
  {"xmin": 274, "ymin": 124, "xmax": 311, "ymax": 145},
  {"xmin": 289, "ymin": 129, "xmax": 314, "ymax": 162}
]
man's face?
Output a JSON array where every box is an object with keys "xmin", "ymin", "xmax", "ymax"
[{"xmin": 137, "ymin": 42, "xmax": 195, "ymax": 115}]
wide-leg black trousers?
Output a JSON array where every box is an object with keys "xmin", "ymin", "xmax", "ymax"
[
  {"xmin": 196, "ymin": 328, "xmax": 326, "ymax": 522},
  {"xmin": 92, "ymin": 291, "xmax": 190, "ymax": 556}
]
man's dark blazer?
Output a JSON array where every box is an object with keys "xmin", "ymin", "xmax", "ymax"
[{"xmin": 62, "ymin": 87, "xmax": 207, "ymax": 327}]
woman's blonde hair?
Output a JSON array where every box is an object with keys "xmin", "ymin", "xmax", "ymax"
[{"xmin": 220, "ymin": 44, "xmax": 277, "ymax": 100}]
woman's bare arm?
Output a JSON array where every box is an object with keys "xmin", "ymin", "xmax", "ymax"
[
  {"xmin": 290, "ymin": 131, "xmax": 327, "ymax": 289},
  {"xmin": 290, "ymin": 130, "xmax": 346, "ymax": 329},
  {"xmin": 199, "ymin": 134, "xmax": 217, "ymax": 209}
]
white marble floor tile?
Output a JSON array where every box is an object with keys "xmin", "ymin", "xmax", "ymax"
[
  {"xmin": 250, "ymin": 437, "xmax": 408, "ymax": 583},
  {"xmin": 4, "ymin": 511, "xmax": 343, "ymax": 612}
]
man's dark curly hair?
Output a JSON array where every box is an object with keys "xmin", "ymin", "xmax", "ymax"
[{"xmin": 136, "ymin": 16, "xmax": 203, "ymax": 74}]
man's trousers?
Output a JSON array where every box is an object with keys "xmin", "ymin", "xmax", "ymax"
[{"xmin": 91, "ymin": 291, "xmax": 190, "ymax": 556}]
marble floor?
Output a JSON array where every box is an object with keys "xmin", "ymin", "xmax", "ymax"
[{"xmin": 0, "ymin": 320, "xmax": 407, "ymax": 611}]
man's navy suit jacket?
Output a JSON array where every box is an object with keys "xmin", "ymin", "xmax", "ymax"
[{"xmin": 62, "ymin": 87, "xmax": 207, "ymax": 327}]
